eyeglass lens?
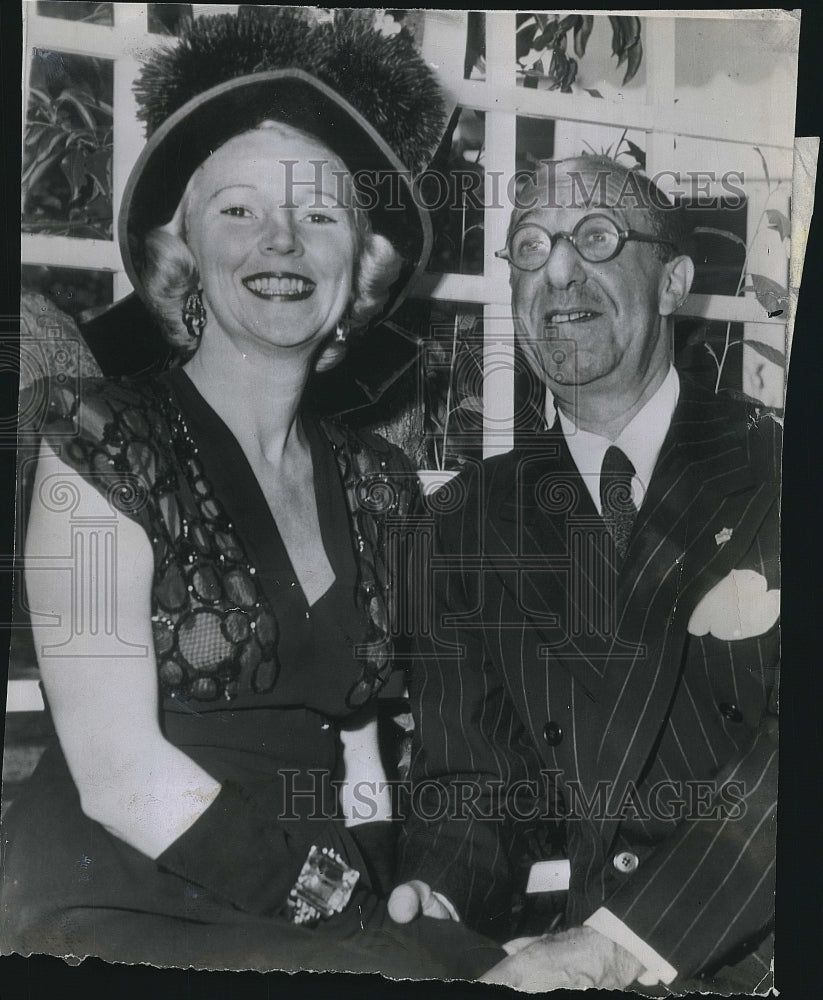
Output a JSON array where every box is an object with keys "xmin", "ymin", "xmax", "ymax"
[{"xmin": 510, "ymin": 216, "xmax": 622, "ymax": 268}]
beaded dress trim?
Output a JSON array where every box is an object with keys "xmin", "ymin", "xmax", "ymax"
[{"xmin": 27, "ymin": 377, "xmax": 419, "ymax": 710}]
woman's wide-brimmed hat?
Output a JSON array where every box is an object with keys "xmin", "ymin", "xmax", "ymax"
[{"xmin": 119, "ymin": 8, "xmax": 446, "ymax": 324}]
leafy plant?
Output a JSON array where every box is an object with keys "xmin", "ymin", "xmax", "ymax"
[
  {"xmin": 424, "ymin": 313, "xmax": 484, "ymax": 471},
  {"xmin": 515, "ymin": 13, "xmax": 642, "ymax": 93},
  {"xmin": 693, "ymin": 147, "xmax": 789, "ymax": 394},
  {"xmin": 425, "ymin": 107, "xmax": 486, "ymax": 276},
  {"xmin": 579, "ymin": 129, "xmax": 647, "ymax": 171},
  {"xmin": 147, "ymin": 4, "xmax": 195, "ymax": 36},
  {"xmin": 23, "ymin": 52, "xmax": 114, "ymax": 239}
]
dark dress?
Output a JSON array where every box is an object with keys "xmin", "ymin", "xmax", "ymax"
[{"xmin": 1, "ymin": 369, "xmax": 503, "ymax": 977}]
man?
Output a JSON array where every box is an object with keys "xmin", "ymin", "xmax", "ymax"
[{"xmin": 389, "ymin": 156, "xmax": 780, "ymax": 992}]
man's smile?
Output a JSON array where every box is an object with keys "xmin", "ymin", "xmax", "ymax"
[
  {"xmin": 242, "ymin": 272, "xmax": 315, "ymax": 300},
  {"xmin": 544, "ymin": 309, "xmax": 602, "ymax": 326}
]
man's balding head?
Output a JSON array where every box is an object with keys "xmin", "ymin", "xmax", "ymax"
[{"xmin": 511, "ymin": 155, "xmax": 692, "ymax": 263}]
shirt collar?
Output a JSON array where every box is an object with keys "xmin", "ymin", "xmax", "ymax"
[{"xmin": 554, "ymin": 366, "xmax": 680, "ymax": 513}]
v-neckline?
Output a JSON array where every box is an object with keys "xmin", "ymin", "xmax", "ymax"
[{"xmin": 162, "ymin": 366, "xmax": 349, "ymax": 613}]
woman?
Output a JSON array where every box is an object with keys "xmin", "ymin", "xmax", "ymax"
[{"xmin": 2, "ymin": 10, "xmax": 503, "ymax": 978}]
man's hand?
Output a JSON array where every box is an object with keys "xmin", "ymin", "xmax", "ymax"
[
  {"xmin": 387, "ymin": 881, "xmax": 455, "ymax": 923},
  {"xmin": 478, "ymin": 926, "xmax": 645, "ymax": 992}
]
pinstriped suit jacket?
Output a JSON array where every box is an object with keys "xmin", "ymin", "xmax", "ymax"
[{"xmin": 398, "ymin": 376, "xmax": 780, "ymax": 982}]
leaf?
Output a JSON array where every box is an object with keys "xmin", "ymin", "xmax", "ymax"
[
  {"xmin": 746, "ymin": 340, "xmax": 786, "ymax": 367},
  {"xmin": 548, "ymin": 50, "xmax": 563, "ymax": 89},
  {"xmin": 24, "ymin": 122, "xmax": 61, "ymax": 152},
  {"xmin": 24, "ymin": 123, "xmax": 46, "ymax": 148},
  {"xmin": 753, "ymin": 146, "xmax": 772, "ymax": 192},
  {"xmin": 624, "ymin": 16, "xmax": 642, "ymax": 47},
  {"xmin": 623, "ymin": 139, "xmax": 646, "ymax": 170},
  {"xmin": 535, "ymin": 19, "xmax": 560, "ymax": 51},
  {"xmin": 28, "ymin": 86, "xmax": 52, "ymax": 105},
  {"xmin": 55, "ymin": 89, "xmax": 96, "ymax": 129},
  {"xmin": 608, "ymin": 15, "xmax": 624, "ymax": 58},
  {"xmin": 694, "ymin": 226, "xmax": 747, "ymax": 250},
  {"xmin": 561, "ymin": 58, "xmax": 578, "ymax": 93},
  {"xmin": 27, "ymin": 87, "xmax": 55, "ymax": 120},
  {"xmin": 22, "ymin": 129, "xmax": 66, "ymax": 189},
  {"xmin": 60, "ymin": 147, "xmax": 91, "ymax": 203},
  {"xmin": 613, "ymin": 16, "xmax": 639, "ymax": 69},
  {"xmin": 623, "ymin": 38, "xmax": 643, "ymax": 85},
  {"xmin": 515, "ymin": 16, "xmax": 540, "ymax": 60},
  {"xmin": 584, "ymin": 87, "xmax": 603, "ymax": 99},
  {"xmin": 574, "ymin": 15, "xmax": 594, "ymax": 58},
  {"xmin": 766, "ymin": 209, "xmax": 791, "ymax": 241},
  {"xmin": 750, "ymin": 274, "xmax": 789, "ymax": 314}
]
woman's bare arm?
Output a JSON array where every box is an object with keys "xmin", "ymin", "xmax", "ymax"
[{"xmin": 24, "ymin": 442, "xmax": 220, "ymax": 859}]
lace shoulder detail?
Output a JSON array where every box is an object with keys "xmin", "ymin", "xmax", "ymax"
[
  {"xmin": 321, "ymin": 419, "xmax": 420, "ymax": 517},
  {"xmin": 320, "ymin": 419, "xmax": 420, "ymax": 706},
  {"xmin": 21, "ymin": 376, "xmax": 174, "ymax": 525}
]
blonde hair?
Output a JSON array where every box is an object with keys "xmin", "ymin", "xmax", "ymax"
[{"xmin": 140, "ymin": 122, "xmax": 403, "ymax": 369}]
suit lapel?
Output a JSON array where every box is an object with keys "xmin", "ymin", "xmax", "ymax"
[
  {"xmin": 615, "ymin": 379, "xmax": 762, "ymax": 639},
  {"xmin": 593, "ymin": 382, "xmax": 777, "ymax": 830},
  {"xmin": 490, "ymin": 430, "xmax": 621, "ymax": 699}
]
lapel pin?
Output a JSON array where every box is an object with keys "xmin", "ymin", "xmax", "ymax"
[{"xmin": 715, "ymin": 527, "xmax": 733, "ymax": 546}]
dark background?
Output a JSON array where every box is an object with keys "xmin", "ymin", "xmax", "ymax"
[{"xmin": 1, "ymin": 6, "xmax": 821, "ymax": 999}]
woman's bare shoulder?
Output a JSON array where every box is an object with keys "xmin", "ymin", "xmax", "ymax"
[{"xmin": 21, "ymin": 375, "xmax": 172, "ymax": 526}]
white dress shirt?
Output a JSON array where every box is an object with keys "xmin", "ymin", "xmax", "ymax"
[{"xmin": 554, "ymin": 365, "xmax": 681, "ymax": 516}]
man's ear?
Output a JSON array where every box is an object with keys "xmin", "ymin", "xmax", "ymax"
[{"xmin": 658, "ymin": 255, "xmax": 695, "ymax": 317}]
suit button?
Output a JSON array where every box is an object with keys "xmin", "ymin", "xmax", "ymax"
[
  {"xmin": 613, "ymin": 851, "xmax": 639, "ymax": 874},
  {"xmin": 718, "ymin": 702, "xmax": 743, "ymax": 723},
  {"xmin": 543, "ymin": 721, "xmax": 563, "ymax": 747}
]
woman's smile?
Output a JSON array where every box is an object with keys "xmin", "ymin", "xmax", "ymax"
[{"xmin": 242, "ymin": 272, "xmax": 317, "ymax": 301}]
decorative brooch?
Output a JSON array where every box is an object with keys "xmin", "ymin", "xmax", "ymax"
[{"xmin": 288, "ymin": 845, "xmax": 360, "ymax": 926}]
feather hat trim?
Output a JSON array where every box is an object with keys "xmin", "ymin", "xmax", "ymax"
[
  {"xmin": 119, "ymin": 9, "xmax": 446, "ymax": 324},
  {"xmin": 134, "ymin": 9, "xmax": 445, "ymax": 176}
]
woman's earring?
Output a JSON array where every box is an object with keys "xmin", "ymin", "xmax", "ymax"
[
  {"xmin": 334, "ymin": 320, "xmax": 349, "ymax": 345},
  {"xmin": 183, "ymin": 289, "xmax": 207, "ymax": 341}
]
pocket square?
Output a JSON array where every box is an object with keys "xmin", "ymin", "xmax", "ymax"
[{"xmin": 688, "ymin": 569, "xmax": 780, "ymax": 640}]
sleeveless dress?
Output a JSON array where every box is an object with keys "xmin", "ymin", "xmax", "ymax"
[{"xmin": 1, "ymin": 369, "xmax": 502, "ymax": 977}]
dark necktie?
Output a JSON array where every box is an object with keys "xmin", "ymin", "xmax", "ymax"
[{"xmin": 600, "ymin": 445, "xmax": 638, "ymax": 564}]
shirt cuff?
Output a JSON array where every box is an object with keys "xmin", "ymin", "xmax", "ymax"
[
  {"xmin": 431, "ymin": 891, "xmax": 461, "ymax": 922},
  {"xmin": 583, "ymin": 907, "xmax": 677, "ymax": 986}
]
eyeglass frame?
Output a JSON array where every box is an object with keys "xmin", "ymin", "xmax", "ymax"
[{"xmin": 495, "ymin": 212, "xmax": 678, "ymax": 270}]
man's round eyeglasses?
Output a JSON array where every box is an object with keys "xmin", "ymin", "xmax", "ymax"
[{"xmin": 495, "ymin": 213, "xmax": 676, "ymax": 270}]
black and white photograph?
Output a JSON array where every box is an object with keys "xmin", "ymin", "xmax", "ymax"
[{"xmin": 1, "ymin": 5, "xmax": 814, "ymax": 994}]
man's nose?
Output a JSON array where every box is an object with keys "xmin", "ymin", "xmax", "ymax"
[
  {"xmin": 259, "ymin": 212, "xmax": 302, "ymax": 255},
  {"xmin": 541, "ymin": 235, "xmax": 584, "ymax": 289}
]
